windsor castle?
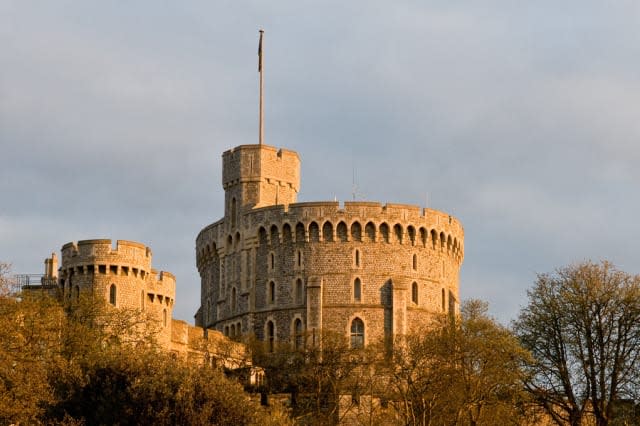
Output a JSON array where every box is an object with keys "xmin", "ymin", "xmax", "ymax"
[{"xmin": 41, "ymin": 141, "xmax": 463, "ymax": 359}]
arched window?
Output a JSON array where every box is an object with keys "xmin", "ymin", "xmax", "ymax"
[
  {"xmin": 269, "ymin": 281, "xmax": 276, "ymax": 304},
  {"xmin": 295, "ymin": 222, "xmax": 305, "ymax": 242},
  {"xmin": 420, "ymin": 228, "xmax": 427, "ymax": 247},
  {"xmin": 353, "ymin": 278, "xmax": 362, "ymax": 303},
  {"xmin": 355, "ymin": 249, "xmax": 361, "ymax": 267},
  {"xmin": 412, "ymin": 282, "xmax": 418, "ymax": 304},
  {"xmin": 380, "ymin": 223, "xmax": 390, "ymax": 243},
  {"xmin": 269, "ymin": 252, "xmax": 275, "ymax": 270},
  {"xmin": 282, "ymin": 223, "xmax": 292, "ymax": 243},
  {"xmin": 323, "ymin": 221, "xmax": 334, "ymax": 242},
  {"xmin": 141, "ymin": 290, "xmax": 145, "ymax": 309},
  {"xmin": 296, "ymin": 279, "xmax": 304, "ymax": 305},
  {"xmin": 408, "ymin": 226, "xmax": 416, "ymax": 245},
  {"xmin": 351, "ymin": 222, "xmax": 362, "ymax": 242},
  {"xmin": 441, "ymin": 288, "xmax": 446, "ymax": 312},
  {"xmin": 350, "ymin": 318, "xmax": 364, "ymax": 349},
  {"xmin": 231, "ymin": 324, "xmax": 236, "ymax": 337},
  {"xmin": 297, "ymin": 250, "xmax": 302, "ymax": 268},
  {"xmin": 270, "ymin": 225, "xmax": 279, "ymax": 246},
  {"xmin": 74, "ymin": 285, "xmax": 80, "ymax": 301},
  {"xmin": 266, "ymin": 321, "xmax": 275, "ymax": 352},
  {"xmin": 394, "ymin": 224, "xmax": 403, "ymax": 244},
  {"xmin": 412, "ymin": 254, "xmax": 418, "ymax": 271},
  {"xmin": 163, "ymin": 309, "xmax": 167, "ymax": 327},
  {"xmin": 109, "ymin": 284, "xmax": 116, "ymax": 305},
  {"xmin": 294, "ymin": 318, "xmax": 304, "ymax": 350},
  {"xmin": 337, "ymin": 221, "xmax": 348, "ymax": 242},
  {"xmin": 309, "ymin": 222, "xmax": 320, "ymax": 242},
  {"xmin": 365, "ymin": 222, "xmax": 376, "ymax": 242}
]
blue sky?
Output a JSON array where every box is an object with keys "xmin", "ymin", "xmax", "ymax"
[{"xmin": 2, "ymin": 1, "xmax": 639, "ymax": 324}]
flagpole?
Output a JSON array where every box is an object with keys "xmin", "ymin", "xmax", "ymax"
[{"xmin": 258, "ymin": 29, "xmax": 264, "ymax": 146}]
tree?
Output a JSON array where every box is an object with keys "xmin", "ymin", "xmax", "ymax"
[
  {"xmin": 0, "ymin": 262, "xmax": 11, "ymax": 296},
  {"xmin": 387, "ymin": 300, "xmax": 531, "ymax": 426},
  {"xmin": 0, "ymin": 289, "xmax": 64, "ymax": 424},
  {"xmin": 251, "ymin": 330, "xmax": 385, "ymax": 425},
  {"xmin": 44, "ymin": 347, "xmax": 291, "ymax": 426},
  {"xmin": 514, "ymin": 261, "xmax": 640, "ymax": 426},
  {"xmin": 0, "ymin": 262, "xmax": 290, "ymax": 425}
]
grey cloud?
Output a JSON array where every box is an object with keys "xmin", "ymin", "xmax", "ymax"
[{"xmin": 1, "ymin": 2, "xmax": 639, "ymax": 324}]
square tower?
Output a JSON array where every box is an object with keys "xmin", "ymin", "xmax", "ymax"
[{"xmin": 222, "ymin": 144, "xmax": 300, "ymax": 226}]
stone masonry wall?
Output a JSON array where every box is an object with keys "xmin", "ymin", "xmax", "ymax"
[{"xmin": 196, "ymin": 200, "xmax": 463, "ymax": 348}]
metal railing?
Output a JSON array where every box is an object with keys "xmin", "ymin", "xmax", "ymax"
[{"xmin": 9, "ymin": 274, "xmax": 59, "ymax": 293}]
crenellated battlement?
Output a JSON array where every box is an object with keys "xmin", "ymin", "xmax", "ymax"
[
  {"xmin": 196, "ymin": 200, "xmax": 464, "ymax": 270},
  {"xmin": 62, "ymin": 239, "xmax": 152, "ymax": 268},
  {"xmin": 59, "ymin": 238, "xmax": 176, "ymax": 308}
]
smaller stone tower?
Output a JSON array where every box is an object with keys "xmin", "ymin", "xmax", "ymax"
[
  {"xmin": 59, "ymin": 239, "xmax": 176, "ymax": 346},
  {"xmin": 222, "ymin": 144, "xmax": 300, "ymax": 225}
]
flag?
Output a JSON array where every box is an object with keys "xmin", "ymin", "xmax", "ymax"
[{"xmin": 258, "ymin": 30, "xmax": 263, "ymax": 72}]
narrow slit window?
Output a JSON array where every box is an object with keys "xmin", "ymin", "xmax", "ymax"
[
  {"xmin": 269, "ymin": 281, "xmax": 276, "ymax": 304},
  {"xmin": 296, "ymin": 279, "xmax": 304, "ymax": 304},
  {"xmin": 267, "ymin": 321, "xmax": 275, "ymax": 352},
  {"xmin": 109, "ymin": 284, "xmax": 116, "ymax": 305},
  {"xmin": 354, "ymin": 278, "xmax": 362, "ymax": 303}
]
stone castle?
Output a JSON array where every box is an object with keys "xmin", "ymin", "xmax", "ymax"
[
  {"xmin": 35, "ymin": 143, "xmax": 463, "ymax": 358},
  {"xmin": 194, "ymin": 143, "xmax": 464, "ymax": 350}
]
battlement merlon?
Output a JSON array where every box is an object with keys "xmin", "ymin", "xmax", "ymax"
[
  {"xmin": 60, "ymin": 239, "xmax": 153, "ymax": 269},
  {"xmin": 222, "ymin": 144, "xmax": 301, "ymax": 216}
]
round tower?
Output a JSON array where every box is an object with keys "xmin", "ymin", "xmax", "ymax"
[
  {"xmin": 196, "ymin": 144, "xmax": 464, "ymax": 351},
  {"xmin": 59, "ymin": 239, "xmax": 176, "ymax": 345}
]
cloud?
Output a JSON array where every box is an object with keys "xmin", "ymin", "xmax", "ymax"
[{"xmin": 1, "ymin": 1, "xmax": 639, "ymax": 324}]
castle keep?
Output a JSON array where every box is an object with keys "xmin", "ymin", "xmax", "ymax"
[{"xmin": 195, "ymin": 144, "xmax": 464, "ymax": 349}]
